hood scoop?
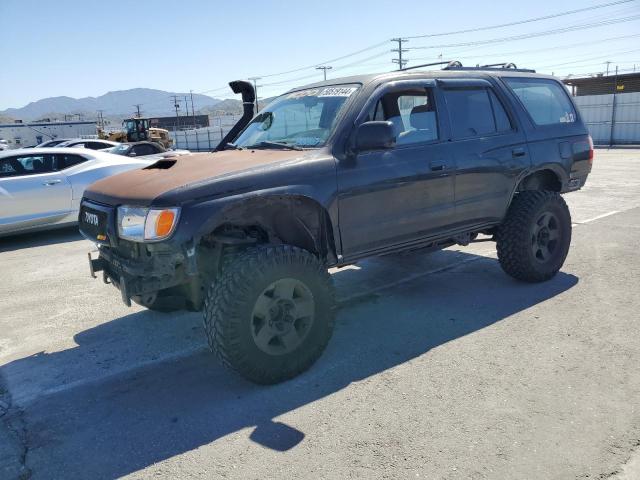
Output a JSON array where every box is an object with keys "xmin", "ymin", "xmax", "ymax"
[{"xmin": 144, "ymin": 159, "xmax": 177, "ymax": 170}]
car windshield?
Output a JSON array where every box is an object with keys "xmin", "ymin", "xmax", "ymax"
[
  {"xmin": 233, "ymin": 84, "xmax": 360, "ymax": 149},
  {"xmin": 107, "ymin": 145, "xmax": 130, "ymax": 155}
]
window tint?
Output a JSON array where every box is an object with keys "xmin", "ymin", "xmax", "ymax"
[
  {"xmin": 0, "ymin": 154, "xmax": 56, "ymax": 177},
  {"xmin": 505, "ymin": 78, "xmax": 576, "ymax": 125},
  {"xmin": 444, "ymin": 88, "xmax": 496, "ymax": 139},
  {"xmin": 372, "ymin": 100, "xmax": 385, "ymax": 121},
  {"xmin": 366, "ymin": 88, "xmax": 438, "ymax": 145},
  {"xmin": 133, "ymin": 144, "xmax": 157, "ymax": 156},
  {"xmin": 0, "ymin": 157, "xmax": 21, "ymax": 177},
  {"xmin": 88, "ymin": 141, "xmax": 111, "ymax": 150},
  {"xmin": 488, "ymin": 90, "xmax": 512, "ymax": 132},
  {"xmin": 58, "ymin": 154, "xmax": 87, "ymax": 169}
]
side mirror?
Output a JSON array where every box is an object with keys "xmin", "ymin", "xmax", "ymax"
[
  {"xmin": 128, "ymin": 151, "xmax": 137, "ymax": 157},
  {"xmin": 355, "ymin": 121, "xmax": 396, "ymax": 152}
]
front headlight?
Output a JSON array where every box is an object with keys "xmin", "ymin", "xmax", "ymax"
[{"xmin": 117, "ymin": 206, "xmax": 180, "ymax": 242}]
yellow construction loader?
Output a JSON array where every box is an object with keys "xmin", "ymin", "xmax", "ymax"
[{"xmin": 98, "ymin": 118, "xmax": 173, "ymax": 149}]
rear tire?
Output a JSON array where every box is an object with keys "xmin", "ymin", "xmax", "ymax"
[
  {"xmin": 496, "ymin": 191, "xmax": 572, "ymax": 282},
  {"xmin": 203, "ymin": 245, "xmax": 335, "ymax": 384}
]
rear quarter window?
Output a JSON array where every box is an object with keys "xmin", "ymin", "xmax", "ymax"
[{"xmin": 505, "ymin": 77, "xmax": 576, "ymax": 126}]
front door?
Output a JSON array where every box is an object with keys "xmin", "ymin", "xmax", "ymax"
[
  {"xmin": 337, "ymin": 82, "xmax": 455, "ymax": 259},
  {"xmin": 0, "ymin": 153, "xmax": 72, "ymax": 233}
]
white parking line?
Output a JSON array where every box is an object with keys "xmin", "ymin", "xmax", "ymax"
[{"xmin": 574, "ymin": 210, "xmax": 620, "ymax": 225}]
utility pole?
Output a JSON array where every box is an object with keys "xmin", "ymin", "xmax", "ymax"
[
  {"xmin": 133, "ymin": 104, "xmax": 142, "ymax": 118},
  {"xmin": 391, "ymin": 37, "xmax": 408, "ymax": 70},
  {"xmin": 189, "ymin": 90, "xmax": 196, "ymax": 129},
  {"xmin": 248, "ymin": 77, "xmax": 261, "ymax": 113},
  {"xmin": 610, "ymin": 65, "xmax": 619, "ymax": 147},
  {"xmin": 96, "ymin": 110, "xmax": 105, "ymax": 129},
  {"xmin": 170, "ymin": 95, "xmax": 180, "ymax": 131},
  {"xmin": 605, "ymin": 61, "xmax": 612, "ymax": 76},
  {"xmin": 183, "ymin": 95, "xmax": 191, "ymax": 129},
  {"xmin": 316, "ymin": 65, "xmax": 332, "ymax": 81}
]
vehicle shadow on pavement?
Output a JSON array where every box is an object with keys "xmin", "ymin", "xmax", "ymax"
[
  {"xmin": 1, "ymin": 252, "xmax": 578, "ymax": 479},
  {"xmin": 0, "ymin": 226, "xmax": 82, "ymax": 253}
]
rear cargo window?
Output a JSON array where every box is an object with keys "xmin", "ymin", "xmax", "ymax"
[{"xmin": 505, "ymin": 78, "xmax": 576, "ymax": 126}]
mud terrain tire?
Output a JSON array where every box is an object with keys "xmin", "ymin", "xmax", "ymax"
[
  {"xmin": 203, "ymin": 245, "xmax": 335, "ymax": 384},
  {"xmin": 496, "ymin": 191, "xmax": 572, "ymax": 282}
]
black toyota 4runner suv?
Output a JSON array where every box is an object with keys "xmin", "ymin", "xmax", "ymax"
[{"xmin": 80, "ymin": 65, "xmax": 593, "ymax": 384}]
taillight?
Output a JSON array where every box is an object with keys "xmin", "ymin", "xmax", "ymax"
[{"xmin": 588, "ymin": 135, "xmax": 594, "ymax": 165}]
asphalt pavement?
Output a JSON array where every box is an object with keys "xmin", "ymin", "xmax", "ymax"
[{"xmin": 1, "ymin": 149, "xmax": 639, "ymax": 479}]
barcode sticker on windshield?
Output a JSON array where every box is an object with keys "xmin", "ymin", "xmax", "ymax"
[{"xmin": 318, "ymin": 87, "xmax": 358, "ymax": 97}]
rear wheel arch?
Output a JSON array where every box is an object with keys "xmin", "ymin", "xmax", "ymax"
[{"xmin": 517, "ymin": 168, "xmax": 563, "ymax": 193}]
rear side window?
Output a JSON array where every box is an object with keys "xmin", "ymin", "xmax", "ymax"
[
  {"xmin": 505, "ymin": 78, "xmax": 576, "ymax": 125},
  {"xmin": 58, "ymin": 154, "xmax": 87, "ymax": 169},
  {"xmin": 444, "ymin": 88, "xmax": 499, "ymax": 139}
]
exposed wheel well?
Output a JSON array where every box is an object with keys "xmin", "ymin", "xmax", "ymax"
[
  {"xmin": 199, "ymin": 196, "xmax": 338, "ymax": 264},
  {"xmin": 517, "ymin": 169, "xmax": 562, "ymax": 192}
]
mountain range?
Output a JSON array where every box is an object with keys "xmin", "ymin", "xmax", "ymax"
[{"xmin": 0, "ymin": 88, "xmax": 236, "ymax": 121}]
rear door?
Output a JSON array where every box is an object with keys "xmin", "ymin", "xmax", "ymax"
[
  {"xmin": 439, "ymin": 79, "xmax": 530, "ymax": 227},
  {"xmin": 502, "ymin": 76, "xmax": 590, "ymax": 188},
  {"xmin": 0, "ymin": 153, "xmax": 72, "ymax": 233}
]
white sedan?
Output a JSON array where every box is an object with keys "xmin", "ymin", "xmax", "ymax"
[{"xmin": 0, "ymin": 147, "xmax": 157, "ymax": 237}]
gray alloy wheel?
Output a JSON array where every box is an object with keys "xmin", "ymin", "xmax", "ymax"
[
  {"xmin": 250, "ymin": 278, "xmax": 315, "ymax": 355},
  {"xmin": 531, "ymin": 211, "xmax": 561, "ymax": 263}
]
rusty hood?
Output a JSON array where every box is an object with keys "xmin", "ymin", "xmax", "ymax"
[{"xmin": 84, "ymin": 149, "xmax": 305, "ymax": 206}]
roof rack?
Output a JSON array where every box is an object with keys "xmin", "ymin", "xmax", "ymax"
[
  {"xmin": 400, "ymin": 60, "xmax": 462, "ymax": 71},
  {"xmin": 443, "ymin": 62, "xmax": 536, "ymax": 73},
  {"xmin": 401, "ymin": 60, "xmax": 535, "ymax": 73}
]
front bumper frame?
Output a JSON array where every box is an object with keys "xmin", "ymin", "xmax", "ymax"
[{"xmin": 88, "ymin": 246, "xmax": 187, "ymax": 307}]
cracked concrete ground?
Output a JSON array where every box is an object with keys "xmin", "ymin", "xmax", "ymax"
[{"xmin": 0, "ymin": 149, "xmax": 639, "ymax": 479}]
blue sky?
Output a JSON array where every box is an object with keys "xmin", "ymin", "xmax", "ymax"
[{"xmin": 1, "ymin": 0, "xmax": 639, "ymax": 110}]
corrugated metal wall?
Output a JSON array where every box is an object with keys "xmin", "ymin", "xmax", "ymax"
[{"xmin": 574, "ymin": 92, "xmax": 640, "ymax": 145}]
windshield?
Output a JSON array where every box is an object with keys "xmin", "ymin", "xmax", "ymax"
[
  {"xmin": 108, "ymin": 145, "xmax": 130, "ymax": 155},
  {"xmin": 233, "ymin": 84, "xmax": 359, "ymax": 149}
]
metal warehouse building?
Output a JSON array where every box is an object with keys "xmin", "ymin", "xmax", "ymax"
[
  {"xmin": 564, "ymin": 72, "xmax": 640, "ymax": 145},
  {"xmin": 0, "ymin": 120, "xmax": 97, "ymax": 148}
]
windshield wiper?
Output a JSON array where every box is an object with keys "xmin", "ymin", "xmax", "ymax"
[
  {"xmin": 247, "ymin": 141, "xmax": 303, "ymax": 151},
  {"xmin": 224, "ymin": 142, "xmax": 243, "ymax": 150}
]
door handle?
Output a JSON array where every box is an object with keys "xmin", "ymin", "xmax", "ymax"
[
  {"xmin": 512, "ymin": 148, "xmax": 526, "ymax": 158},
  {"xmin": 43, "ymin": 179, "xmax": 62, "ymax": 186},
  {"xmin": 430, "ymin": 161, "xmax": 446, "ymax": 171}
]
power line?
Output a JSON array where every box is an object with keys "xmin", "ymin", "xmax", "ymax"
[
  {"xmin": 408, "ymin": 14, "xmax": 640, "ymax": 50},
  {"xmin": 258, "ymin": 41, "xmax": 389, "ymax": 79},
  {"xmin": 537, "ymin": 47, "xmax": 640, "ymax": 69},
  {"xmin": 405, "ymin": 0, "xmax": 637, "ymax": 39}
]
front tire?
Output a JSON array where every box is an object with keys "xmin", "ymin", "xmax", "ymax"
[
  {"xmin": 496, "ymin": 191, "xmax": 572, "ymax": 282},
  {"xmin": 203, "ymin": 245, "xmax": 335, "ymax": 384}
]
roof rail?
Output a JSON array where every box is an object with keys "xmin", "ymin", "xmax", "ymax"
[
  {"xmin": 443, "ymin": 62, "xmax": 536, "ymax": 73},
  {"xmin": 481, "ymin": 62, "xmax": 518, "ymax": 69},
  {"xmin": 400, "ymin": 60, "xmax": 463, "ymax": 71}
]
